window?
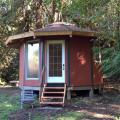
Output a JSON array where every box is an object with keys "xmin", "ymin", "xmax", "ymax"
[
  {"xmin": 49, "ymin": 44, "xmax": 62, "ymax": 77},
  {"xmin": 26, "ymin": 42, "xmax": 39, "ymax": 79}
]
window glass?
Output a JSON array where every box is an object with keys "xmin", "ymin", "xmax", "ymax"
[
  {"xmin": 26, "ymin": 43, "xmax": 39, "ymax": 79},
  {"xmin": 49, "ymin": 44, "xmax": 62, "ymax": 77}
]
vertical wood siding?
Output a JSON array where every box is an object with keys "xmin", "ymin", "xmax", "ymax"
[
  {"xmin": 70, "ymin": 37, "xmax": 91, "ymax": 86},
  {"xmin": 19, "ymin": 44, "xmax": 25, "ymax": 86},
  {"xmin": 69, "ymin": 36, "xmax": 103, "ymax": 87}
]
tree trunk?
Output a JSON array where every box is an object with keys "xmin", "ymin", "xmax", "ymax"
[
  {"xmin": 34, "ymin": 0, "xmax": 43, "ymax": 29},
  {"xmin": 22, "ymin": 0, "xmax": 30, "ymax": 32},
  {"xmin": 52, "ymin": 0, "xmax": 56, "ymax": 18}
]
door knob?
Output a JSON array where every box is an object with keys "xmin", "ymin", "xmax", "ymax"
[{"xmin": 63, "ymin": 64, "xmax": 65, "ymax": 70}]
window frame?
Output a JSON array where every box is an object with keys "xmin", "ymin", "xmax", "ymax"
[{"xmin": 25, "ymin": 40, "xmax": 40, "ymax": 80}]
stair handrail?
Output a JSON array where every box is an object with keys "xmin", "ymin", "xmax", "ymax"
[
  {"xmin": 63, "ymin": 83, "xmax": 66, "ymax": 107},
  {"xmin": 39, "ymin": 66, "xmax": 45, "ymax": 102}
]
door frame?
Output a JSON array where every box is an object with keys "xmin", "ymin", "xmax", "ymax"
[{"xmin": 46, "ymin": 40, "xmax": 65, "ymax": 83}]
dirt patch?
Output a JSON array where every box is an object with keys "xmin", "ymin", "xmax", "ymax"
[
  {"xmin": 9, "ymin": 108, "xmax": 65, "ymax": 120},
  {"xmin": 0, "ymin": 86, "xmax": 20, "ymax": 96}
]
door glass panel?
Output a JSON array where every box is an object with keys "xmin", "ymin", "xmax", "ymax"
[{"xmin": 49, "ymin": 44, "xmax": 62, "ymax": 77}]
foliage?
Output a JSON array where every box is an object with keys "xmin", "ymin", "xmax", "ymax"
[
  {"xmin": 0, "ymin": 88, "xmax": 20, "ymax": 120},
  {"xmin": 0, "ymin": 0, "xmax": 19, "ymax": 83},
  {"xmin": 0, "ymin": 50, "xmax": 19, "ymax": 83}
]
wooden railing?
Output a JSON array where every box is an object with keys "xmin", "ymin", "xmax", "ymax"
[
  {"xmin": 63, "ymin": 83, "xmax": 66, "ymax": 107},
  {"xmin": 39, "ymin": 66, "xmax": 45, "ymax": 102}
]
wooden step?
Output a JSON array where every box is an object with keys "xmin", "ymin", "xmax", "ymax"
[
  {"xmin": 42, "ymin": 96, "xmax": 63, "ymax": 99},
  {"xmin": 40, "ymin": 102, "xmax": 63, "ymax": 105},
  {"xmin": 43, "ymin": 92, "xmax": 64, "ymax": 94},
  {"xmin": 39, "ymin": 83, "xmax": 66, "ymax": 107},
  {"xmin": 44, "ymin": 87, "xmax": 64, "ymax": 89}
]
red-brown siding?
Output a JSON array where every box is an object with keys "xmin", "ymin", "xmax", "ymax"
[
  {"xmin": 19, "ymin": 44, "xmax": 25, "ymax": 86},
  {"xmin": 70, "ymin": 37, "xmax": 92, "ymax": 86},
  {"xmin": 69, "ymin": 37, "xmax": 103, "ymax": 87}
]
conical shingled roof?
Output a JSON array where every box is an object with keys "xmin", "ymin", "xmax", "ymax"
[{"xmin": 36, "ymin": 22, "xmax": 81, "ymax": 32}]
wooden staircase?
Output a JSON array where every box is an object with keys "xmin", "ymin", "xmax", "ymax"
[{"xmin": 40, "ymin": 83, "xmax": 66, "ymax": 107}]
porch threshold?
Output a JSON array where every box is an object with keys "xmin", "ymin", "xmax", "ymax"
[{"xmin": 20, "ymin": 86, "xmax": 40, "ymax": 91}]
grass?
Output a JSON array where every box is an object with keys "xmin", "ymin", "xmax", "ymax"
[{"xmin": 0, "ymin": 87, "xmax": 20, "ymax": 120}]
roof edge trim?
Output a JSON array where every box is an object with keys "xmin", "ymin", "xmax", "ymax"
[{"xmin": 5, "ymin": 31, "xmax": 34, "ymax": 45}]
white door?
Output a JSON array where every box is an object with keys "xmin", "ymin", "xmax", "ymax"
[{"xmin": 47, "ymin": 40, "xmax": 65, "ymax": 83}]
